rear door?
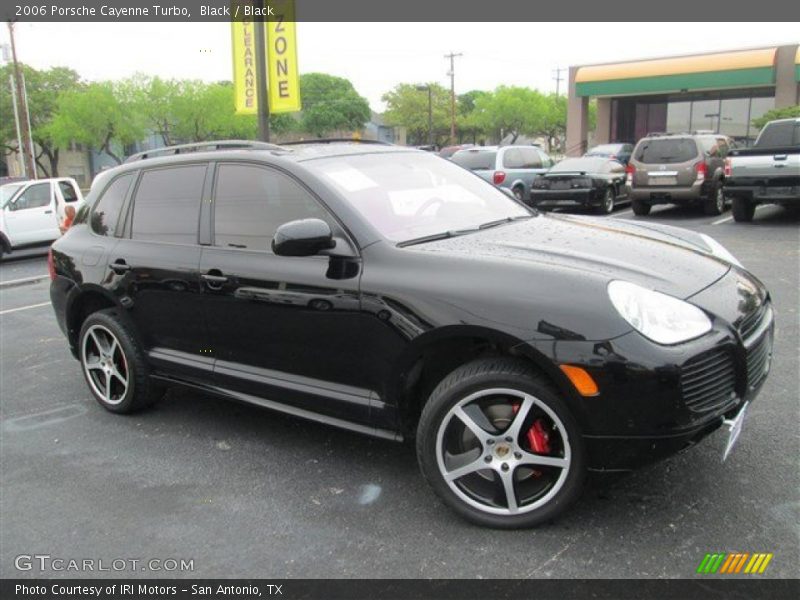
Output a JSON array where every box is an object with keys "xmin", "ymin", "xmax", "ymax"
[
  {"xmin": 3, "ymin": 181, "xmax": 58, "ymax": 245},
  {"xmin": 111, "ymin": 163, "xmax": 212, "ymax": 379}
]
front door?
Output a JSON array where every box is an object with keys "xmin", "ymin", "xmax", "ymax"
[
  {"xmin": 4, "ymin": 182, "xmax": 58, "ymax": 245},
  {"xmin": 199, "ymin": 162, "xmax": 370, "ymax": 424}
]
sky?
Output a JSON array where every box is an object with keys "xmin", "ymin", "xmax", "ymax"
[{"xmin": 1, "ymin": 22, "xmax": 798, "ymax": 111}]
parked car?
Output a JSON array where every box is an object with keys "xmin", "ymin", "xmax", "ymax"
[
  {"xmin": 724, "ymin": 118, "xmax": 800, "ymax": 222},
  {"xmin": 451, "ymin": 145, "xmax": 554, "ymax": 201},
  {"xmin": 584, "ymin": 143, "xmax": 634, "ymax": 165},
  {"xmin": 0, "ymin": 177, "xmax": 85, "ymax": 259},
  {"xmin": 627, "ymin": 133, "xmax": 732, "ymax": 216},
  {"xmin": 530, "ymin": 156, "xmax": 628, "ymax": 214},
  {"xmin": 439, "ymin": 143, "xmax": 474, "ymax": 160},
  {"xmin": 51, "ymin": 140, "xmax": 772, "ymax": 528}
]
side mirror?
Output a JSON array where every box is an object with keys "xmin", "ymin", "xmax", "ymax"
[{"xmin": 272, "ymin": 218, "xmax": 335, "ymax": 257}]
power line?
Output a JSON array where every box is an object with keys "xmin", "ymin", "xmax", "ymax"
[{"xmin": 445, "ymin": 51, "xmax": 463, "ymax": 142}]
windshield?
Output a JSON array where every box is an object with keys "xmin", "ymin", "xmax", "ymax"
[
  {"xmin": 0, "ymin": 183, "xmax": 25, "ymax": 207},
  {"xmin": 635, "ymin": 138, "xmax": 698, "ymax": 164},
  {"xmin": 311, "ymin": 151, "xmax": 531, "ymax": 243},
  {"xmin": 450, "ymin": 149, "xmax": 497, "ymax": 171},
  {"xmin": 550, "ymin": 157, "xmax": 607, "ymax": 173}
]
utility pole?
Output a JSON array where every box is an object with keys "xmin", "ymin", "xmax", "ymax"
[
  {"xmin": 445, "ymin": 51, "xmax": 463, "ymax": 143},
  {"xmin": 253, "ymin": 1, "xmax": 270, "ymax": 142},
  {"xmin": 552, "ymin": 68, "xmax": 566, "ymax": 97},
  {"xmin": 7, "ymin": 22, "xmax": 36, "ymax": 179}
]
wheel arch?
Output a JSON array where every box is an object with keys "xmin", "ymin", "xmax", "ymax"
[
  {"xmin": 388, "ymin": 325, "xmax": 575, "ymax": 436},
  {"xmin": 0, "ymin": 231, "xmax": 11, "ymax": 253},
  {"xmin": 65, "ymin": 285, "xmax": 124, "ymax": 351}
]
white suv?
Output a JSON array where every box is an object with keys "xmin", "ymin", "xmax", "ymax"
[{"xmin": 0, "ymin": 178, "xmax": 85, "ymax": 259}]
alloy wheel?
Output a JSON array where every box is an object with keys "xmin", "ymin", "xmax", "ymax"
[
  {"xmin": 435, "ymin": 388, "xmax": 571, "ymax": 516},
  {"xmin": 82, "ymin": 324, "xmax": 129, "ymax": 405},
  {"xmin": 604, "ymin": 190, "xmax": 615, "ymax": 214}
]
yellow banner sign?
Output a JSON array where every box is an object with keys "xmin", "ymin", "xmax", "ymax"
[
  {"xmin": 266, "ymin": 0, "xmax": 301, "ymax": 113},
  {"xmin": 231, "ymin": 17, "xmax": 258, "ymax": 115}
]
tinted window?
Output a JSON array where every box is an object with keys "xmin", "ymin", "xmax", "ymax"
[
  {"xmin": 131, "ymin": 165, "xmax": 206, "ymax": 244},
  {"xmin": 12, "ymin": 183, "xmax": 51, "ymax": 210},
  {"xmin": 521, "ymin": 148, "xmax": 543, "ymax": 169},
  {"xmin": 451, "ymin": 150, "xmax": 497, "ymax": 171},
  {"xmin": 213, "ymin": 164, "xmax": 331, "ymax": 252},
  {"xmin": 59, "ymin": 181, "xmax": 79, "ymax": 202},
  {"xmin": 756, "ymin": 121, "xmax": 800, "ymax": 148},
  {"xmin": 92, "ymin": 174, "xmax": 134, "ymax": 236},
  {"xmin": 502, "ymin": 148, "xmax": 525, "ymax": 169},
  {"xmin": 635, "ymin": 139, "xmax": 698, "ymax": 164}
]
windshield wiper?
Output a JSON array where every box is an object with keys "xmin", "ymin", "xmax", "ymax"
[
  {"xmin": 397, "ymin": 228, "xmax": 478, "ymax": 247},
  {"xmin": 478, "ymin": 215, "xmax": 532, "ymax": 230}
]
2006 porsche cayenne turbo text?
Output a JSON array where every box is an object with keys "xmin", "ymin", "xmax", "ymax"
[{"xmin": 50, "ymin": 141, "xmax": 773, "ymax": 528}]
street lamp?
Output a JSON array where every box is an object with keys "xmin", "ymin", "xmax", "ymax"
[{"xmin": 415, "ymin": 84, "xmax": 433, "ymax": 148}]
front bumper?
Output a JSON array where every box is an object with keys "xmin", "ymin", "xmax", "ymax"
[
  {"xmin": 515, "ymin": 281, "xmax": 774, "ymax": 471},
  {"xmin": 529, "ymin": 188, "xmax": 602, "ymax": 209}
]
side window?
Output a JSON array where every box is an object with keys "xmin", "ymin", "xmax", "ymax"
[
  {"xmin": 213, "ymin": 164, "xmax": 331, "ymax": 252},
  {"xmin": 520, "ymin": 148, "xmax": 543, "ymax": 169},
  {"xmin": 131, "ymin": 165, "xmax": 206, "ymax": 244},
  {"xmin": 58, "ymin": 181, "xmax": 80, "ymax": 202},
  {"xmin": 11, "ymin": 183, "xmax": 51, "ymax": 211},
  {"xmin": 91, "ymin": 174, "xmax": 134, "ymax": 236},
  {"xmin": 536, "ymin": 150, "xmax": 551, "ymax": 168},
  {"xmin": 502, "ymin": 148, "xmax": 525, "ymax": 169}
]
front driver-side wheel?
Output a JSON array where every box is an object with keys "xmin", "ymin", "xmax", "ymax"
[
  {"xmin": 79, "ymin": 309, "xmax": 162, "ymax": 413},
  {"xmin": 417, "ymin": 358, "xmax": 586, "ymax": 528}
]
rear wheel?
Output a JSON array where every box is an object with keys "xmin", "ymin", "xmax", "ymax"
[
  {"xmin": 512, "ymin": 185, "xmax": 525, "ymax": 201},
  {"xmin": 417, "ymin": 358, "xmax": 585, "ymax": 528},
  {"xmin": 732, "ymin": 197, "xmax": 756, "ymax": 222},
  {"xmin": 703, "ymin": 181, "xmax": 726, "ymax": 215},
  {"xmin": 597, "ymin": 188, "xmax": 615, "ymax": 215},
  {"xmin": 632, "ymin": 199, "xmax": 651, "ymax": 216},
  {"xmin": 79, "ymin": 309, "xmax": 162, "ymax": 413}
]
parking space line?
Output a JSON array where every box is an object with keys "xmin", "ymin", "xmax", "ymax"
[
  {"xmin": 0, "ymin": 301, "xmax": 52, "ymax": 315},
  {"xmin": 0, "ymin": 275, "xmax": 49, "ymax": 289},
  {"xmin": 712, "ymin": 205, "xmax": 769, "ymax": 226}
]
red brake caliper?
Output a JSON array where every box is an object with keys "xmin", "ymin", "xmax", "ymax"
[{"xmin": 512, "ymin": 403, "xmax": 551, "ymax": 478}]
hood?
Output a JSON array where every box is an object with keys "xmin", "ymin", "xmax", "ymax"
[{"xmin": 413, "ymin": 213, "xmax": 730, "ymax": 299}]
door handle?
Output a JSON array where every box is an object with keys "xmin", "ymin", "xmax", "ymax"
[
  {"xmin": 109, "ymin": 260, "xmax": 131, "ymax": 274},
  {"xmin": 201, "ymin": 271, "xmax": 229, "ymax": 288}
]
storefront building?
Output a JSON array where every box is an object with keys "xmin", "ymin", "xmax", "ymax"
[{"xmin": 566, "ymin": 44, "xmax": 800, "ymax": 155}]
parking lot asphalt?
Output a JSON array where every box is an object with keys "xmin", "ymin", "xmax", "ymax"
[{"xmin": 1, "ymin": 204, "xmax": 798, "ymax": 579}]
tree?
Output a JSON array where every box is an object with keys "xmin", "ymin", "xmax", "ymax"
[
  {"xmin": 752, "ymin": 104, "xmax": 800, "ymax": 130},
  {"xmin": 472, "ymin": 86, "xmax": 546, "ymax": 144},
  {"xmin": 48, "ymin": 82, "xmax": 144, "ymax": 164},
  {"xmin": 535, "ymin": 93, "xmax": 567, "ymax": 153},
  {"xmin": 382, "ymin": 82, "xmax": 451, "ymax": 146},
  {"xmin": 456, "ymin": 90, "xmax": 490, "ymax": 144},
  {"xmin": 0, "ymin": 64, "xmax": 81, "ymax": 176},
  {"xmin": 297, "ymin": 73, "xmax": 371, "ymax": 137}
]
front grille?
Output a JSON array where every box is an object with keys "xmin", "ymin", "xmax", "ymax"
[
  {"xmin": 738, "ymin": 303, "xmax": 766, "ymax": 341},
  {"xmin": 680, "ymin": 346, "xmax": 736, "ymax": 414},
  {"xmin": 740, "ymin": 302, "xmax": 773, "ymax": 389}
]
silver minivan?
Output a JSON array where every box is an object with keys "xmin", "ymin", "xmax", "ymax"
[{"xmin": 451, "ymin": 145, "xmax": 554, "ymax": 201}]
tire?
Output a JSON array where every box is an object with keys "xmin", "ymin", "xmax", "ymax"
[
  {"xmin": 631, "ymin": 199, "xmax": 651, "ymax": 216},
  {"xmin": 416, "ymin": 357, "xmax": 586, "ymax": 528},
  {"xmin": 78, "ymin": 309, "xmax": 162, "ymax": 413},
  {"xmin": 512, "ymin": 186, "xmax": 525, "ymax": 201},
  {"xmin": 732, "ymin": 197, "xmax": 755, "ymax": 222},
  {"xmin": 703, "ymin": 181, "xmax": 726, "ymax": 216},
  {"xmin": 597, "ymin": 188, "xmax": 615, "ymax": 215}
]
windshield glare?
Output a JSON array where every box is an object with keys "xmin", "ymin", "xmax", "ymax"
[
  {"xmin": 312, "ymin": 152, "xmax": 530, "ymax": 243},
  {"xmin": 0, "ymin": 183, "xmax": 24, "ymax": 207}
]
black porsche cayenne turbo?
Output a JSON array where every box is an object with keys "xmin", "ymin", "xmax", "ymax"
[{"xmin": 50, "ymin": 141, "xmax": 773, "ymax": 528}]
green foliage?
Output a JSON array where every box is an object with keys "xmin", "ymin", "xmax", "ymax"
[
  {"xmin": 382, "ymin": 82, "xmax": 451, "ymax": 146},
  {"xmin": 752, "ymin": 105, "xmax": 800, "ymax": 130},
  {"xmin": 48, "ymin": 82, "xmax": 144, "ymax": 164},
  {"xmin": 298, "ymin": 73, "xmax": 371, "ymax": 137}
]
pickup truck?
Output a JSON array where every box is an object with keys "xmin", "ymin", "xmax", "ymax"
[
  {"xmin": 0, "ymin": 177, "xmax": 85, "ymax": 259},
  {"xmin": 724, "ymin": 117, "xmax": 800, "ymax": 222}
]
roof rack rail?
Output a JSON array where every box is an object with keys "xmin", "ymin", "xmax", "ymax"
[
  {"xmin": 124, "ymin": 140, "xmax": 285, "ymax": 163},
  {"xmin": 280, "ymin": 138, "xmax": 393, "ymax": 146}
]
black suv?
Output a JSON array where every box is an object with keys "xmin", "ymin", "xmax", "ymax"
[
  {"xmin": 51, "ymin": 140, "xmax": 773, "ymax": 528},
  {"xmin": 627, "ymin": 133, "xmax": 733, "ymax": 216}
]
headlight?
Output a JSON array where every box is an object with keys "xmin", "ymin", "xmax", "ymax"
[
  {"xmin": 699, "ymin": 233, "xmax": 742, "ymax": 267},
  {"xmin": 608, "ymin": 280, "xmax": 712, "ymax": 345}
]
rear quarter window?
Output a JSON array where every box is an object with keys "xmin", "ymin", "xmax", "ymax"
[
  {"xmin": 451, "ymin": 150, "xmax": 497, "ymax": 171},
  {"xmin": 635, "ymin": 138, "xmax": 698, "ymax": 164}
]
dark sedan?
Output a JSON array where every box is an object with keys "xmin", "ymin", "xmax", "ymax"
[
  {"xmin": 585, "ymin": 143, "xmax": 634, "ymax": 165},
  {"xmin": 530, "ymin": 157, "xmax": 628, "ymax": 214}
]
